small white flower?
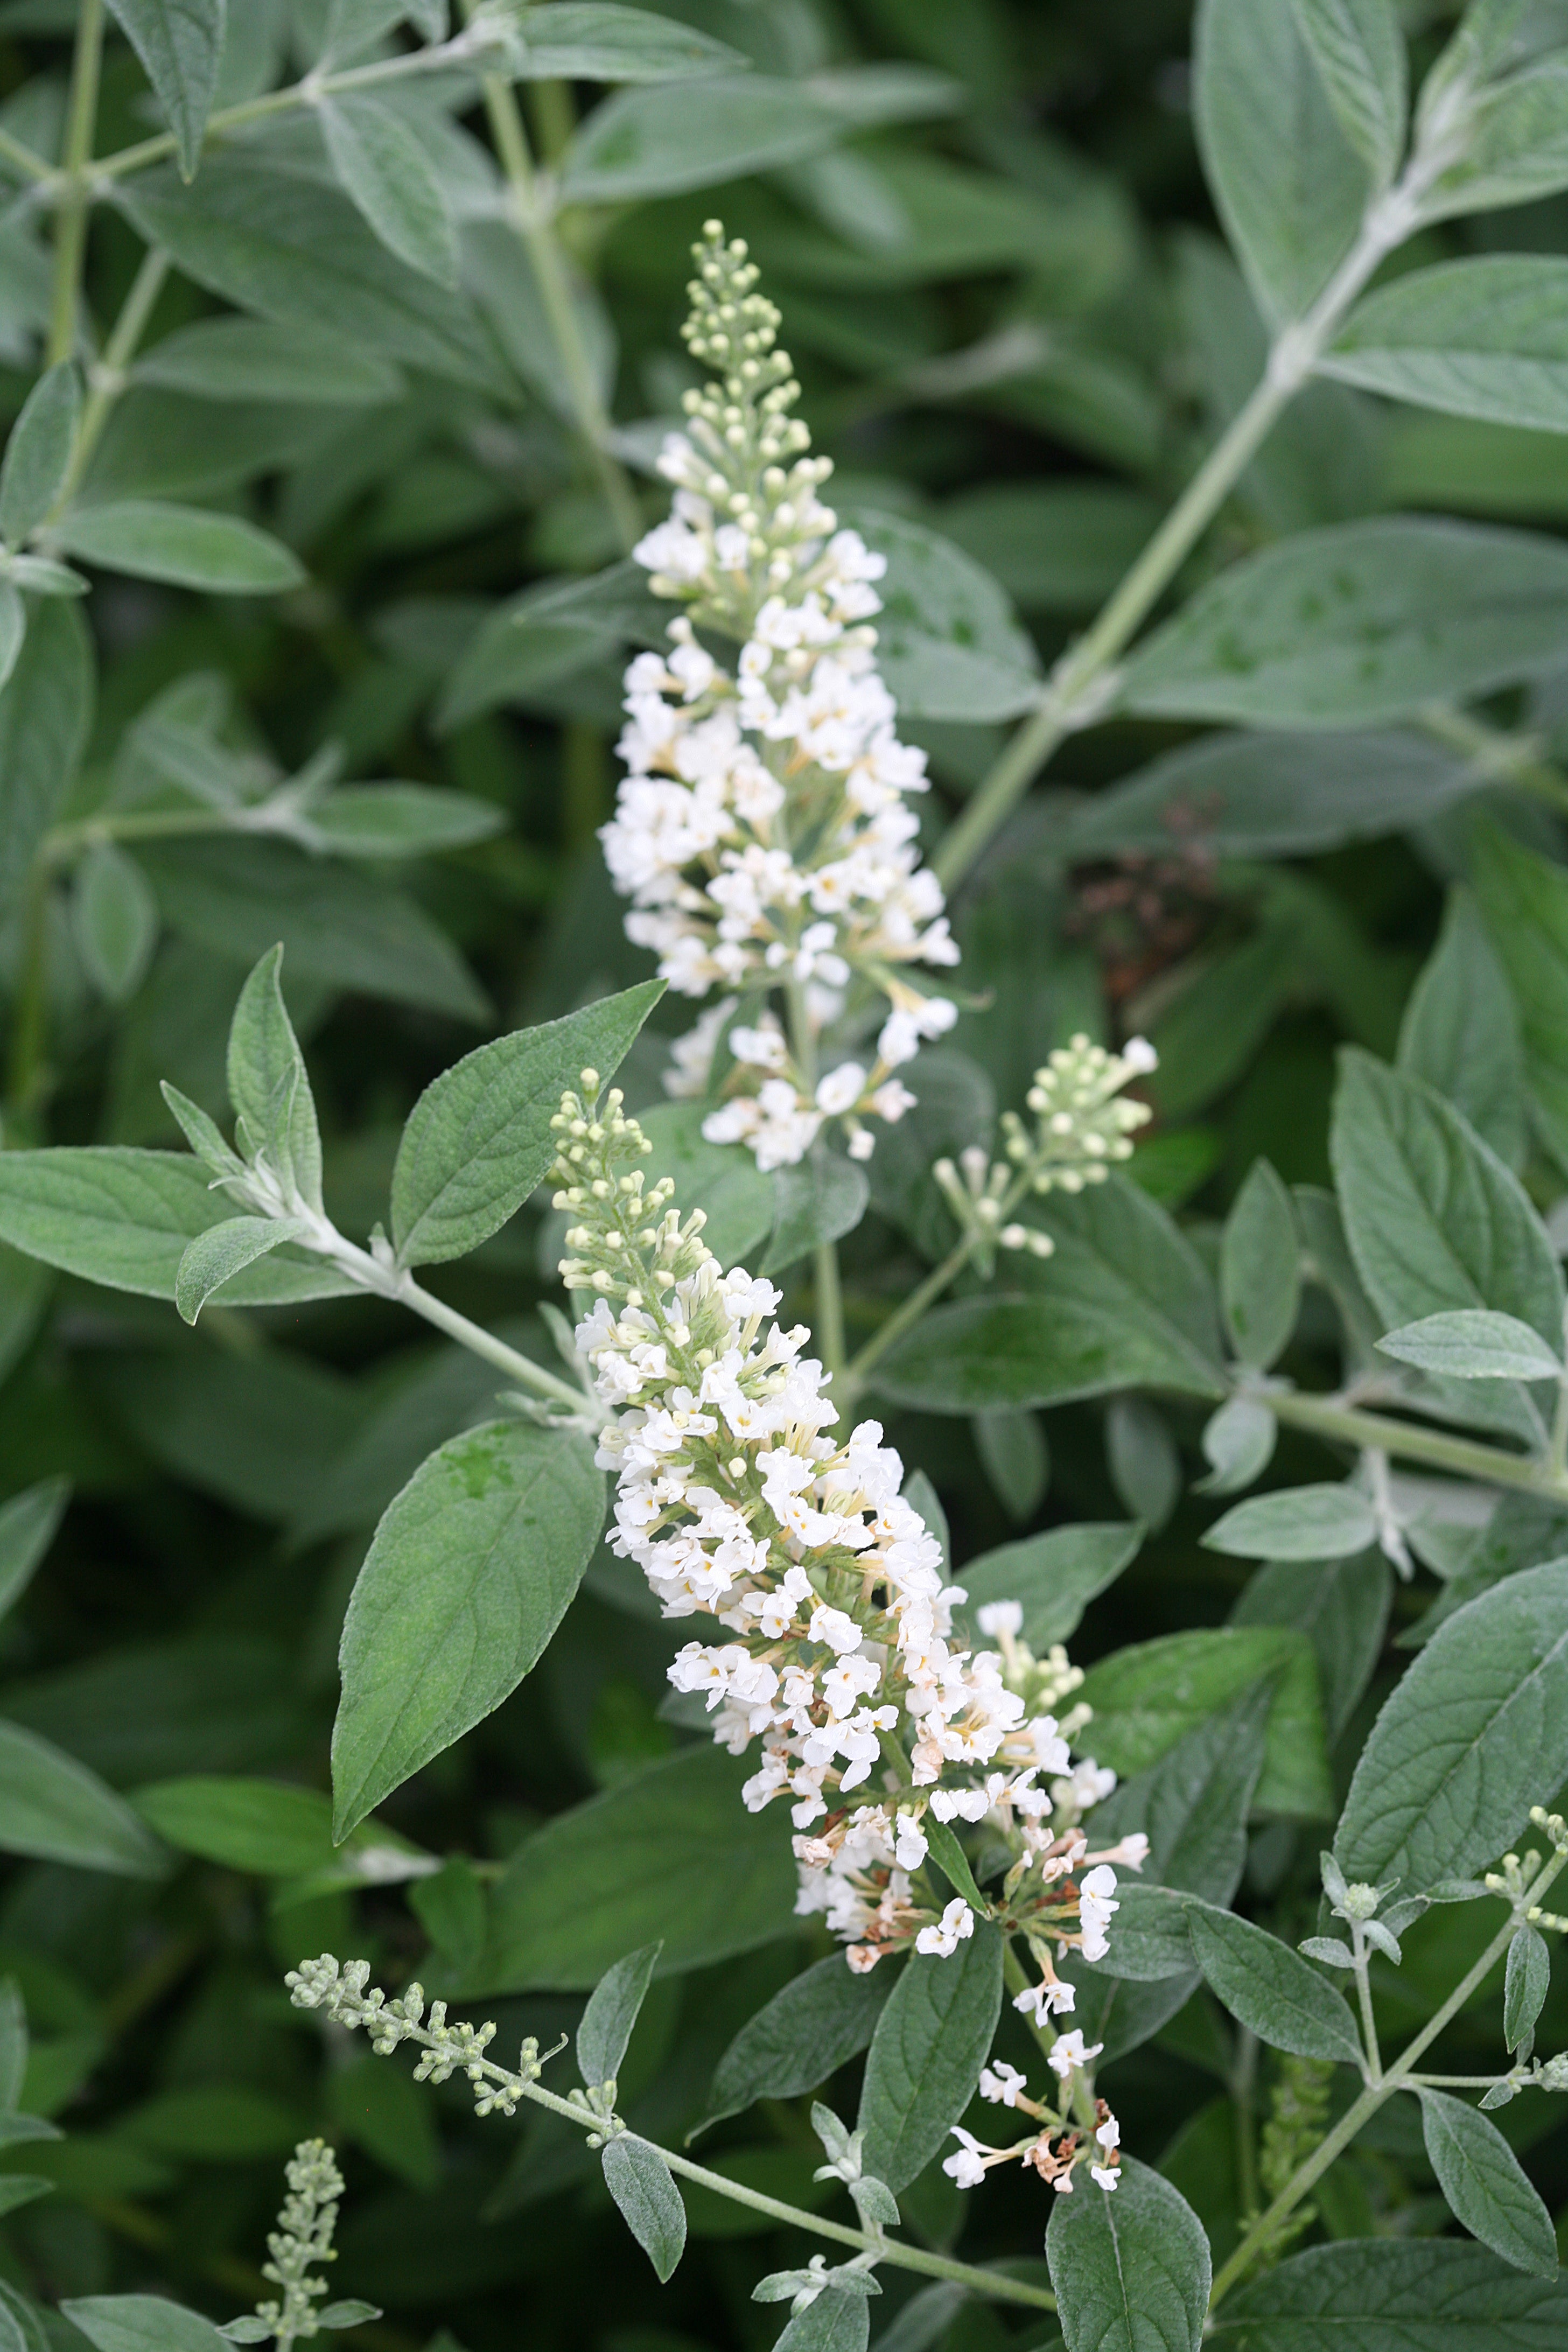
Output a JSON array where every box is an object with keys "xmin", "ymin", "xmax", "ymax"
[
  {"xmin": 942, "ymin": 2127, "xmax": 987, "ymax": 2188},
  {"xmin": 915, "ymin": 1898, "xmax": 976, "ymax": 1957},
  {"xmin": 978, "ymin": 2061, "xmax": 1028, "ymax": 2108},
  {"xmin": 1047, "ymin": 2029, "xmax": 1103, "ymax": 2081},
  {"xmin": 1090, "ymin": 2164, "xmax": 1119, "ymax": 2192},
  {"xmin": 976, "ymin": 1600, "xmax": 1023, "ymax": 1639}
]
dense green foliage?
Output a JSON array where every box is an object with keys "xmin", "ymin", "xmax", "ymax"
[{"xmin": 9, "ymin": 4, "xmax": 1568, "ymax": 2352}]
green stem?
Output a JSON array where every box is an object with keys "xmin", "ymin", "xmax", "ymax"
[
  {"xmin": 51, "ymin": 242, "xmax": 169, "ymax": 515},
  {"xmin": 840, "ymin": 1235, "xmax": 972, "ymax": 1403},
  {"xmin": 394, "ymin": 1272, "xmax": 595, "ymax": 1419},
  {"xmin": 1232, "ymin": 2027, "xmax": 1259, "ymax": 2223},
  {"xmin": 42, "ymin": 805, "xmax": 261, "ymax": 863},
  {"xmin": 0, "ymin": 123, "xmax": 53, "ymax": 183},
  {"xmin": 46, "ymin": 0, "xmax": 105, "ymax": 368},
  {"xmin": 1210, "ymin": 1849, "xmax": 1568, "ymax": 2307},
  {"xmin": 1350, "ymin": 1922, "xmax": 1382, "ymax": 2085},
  {"xmin": 464, "ymin": 8, "xmax": 640, "ymax": 554},
  {"xmin": 1418, "ymin": 703, "xmax": 1568, "ymax": 816},
  {"xmin": 1265, "ymin": 1387, "xmax": 1568, "ymax": 1502},
  {"xmin": 933, "ymin": 177, "xmax": 1422, "ymax": 897}
]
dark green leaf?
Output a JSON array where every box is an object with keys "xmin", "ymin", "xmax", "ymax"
[
  {"xmin": 1185, "ymin": 1905, "xmax": 1363, "ymax": 2062},
  {"xmin": 485, "ymin": 1744, "xmax": 796, "ymax": 1991},
  {"xmin": 773, "ymin": 2292, "xmax": 870, "ymax": 2352},
  {"xmin": 1398, "ymin": 885, "xmax": 1528, "ymax": 1169},
  {"xmin": 1335, "ymin": 1559, "xmax": 1568, "ymax": 1893},
  {"xmin": 1230, "ymin": 1551, "xmax": 1391, "ymax": 1744},
  {"xmin": 390, "ymin": 981, "xmax": 663, "ymax": 1266},
  {"xmin": 1209, "ymin": 2237, "xmax": 1568, "ymax": 2346},
  {"xmin": 856, "ymin": 1921, "xmax": 1002, "ymax": 2193},
  {"xmin": 760, "ymin": 1153, "xmax": 869, "ymax": 1277},
  {"xmin": 1079, "ymin": 1627, "xmax": 1332, "ymax": 1815},
  {"xmin": 0, "ymin": 1720, "xmax": 168, "ymax": 1877},
  {"xmin": 0, "ymin": 599, "xmax": 92, "ymax": 922},
  {"xmin": 635, "ymin": 1102, "xmax": 776, "ymax": 1272},
  {"xmin": 1418, "ymin": 2089, "xmax": 1557, "ymax": 2277},
  {"xmin": 578, "ymin": 1942, "xmax": 662, "ymax": 2089},
  {"xmin": 0, "ymin": 1479, "xmax": 67, "ymax": 1622},
  {"xmin": 1048, "ymin": 2155, "xmax": 1209, "ymax": 2352},
  {"xmin": 961, "ymin": 1523, "xmax": 1142, "ymax": 1649},
  {"xmin": 1503, "ymin": 1924, "xmax": 1550, "ymax": 2053},
  {"xmin": 1473, "ymin": 818, "xmax": 1568, "ymax": 1174},
  {"xmin": 1221, "ymin": 1158, "xmax": 1300, "ymax": 1368},
  {"xmin": 845, "ymin": 508, "xmax": 1040, "ymax": 723},
  {"xmin": 320, "ymin": 95, "xmax": 457, "ymax": 288},
  {"xmin": 62, "ymin": 2298, "xmax": 232, "ymax": 2352},
  {"xmin": 559, "ymin": 78, "xmax": 844, "ymax": 203},
  {"xmin": 332, "ymin": 1420, "xmax": 604, "ymax": 1836},
  {"xmin": 701, "ymin": 1956, "xmax": 892, "ymax": 2134},
  {"xmin": 0, "ymin": 362, "xmax": 79, "ymax": 545}
]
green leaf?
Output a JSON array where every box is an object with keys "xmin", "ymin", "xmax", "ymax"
[
  {"xmin": 844, "ymin": 508, "xmax": 1040, "ymax": 722},
  {"xmin": 701, "ymin": 1956, "xmax": 892, "ymax": 2135},
  {"xmin": 1185, "ymin": 1905, "xmax": 1363, "ymax": 2062},
  {"xmin": 51, "ymin": 500, "xmax": 304, "ymax": 592},
  {"xmin": 0, "ymin": 1719, "xmax": 167, "ymax": 1877},
  {"xmin": 772, "ymin": 2293, "xmax": 870, "ymax": 2352},
  {"xmin": 320, "ymin": 95, "xmax": 457, "ymax": 288},
  {"xmin": 961, "ymin": 1523, "xmax": 1143, "ymax": 1649},
  {"xmin": 559, "ymin": 77, "xmax": 844, "ymax": 203},
  {"xmin": 0, "ymin": 1479, "xmax": 68, "ymax": 1622},
  {"xmin": 0, "ymin": 2179, "xmax": 52, "ymax": 2217},
  {"xmin": 332, "ymin": 1420, "xmax": 604, "ymax": 1837},
  {"xmin": 856, "ymin": 1920, "xmax": 1002, "ymax": 2193},
  {"xmin": 0, "ymin": 599, "xmax": 93, "ymax": 922},
  {"xmin": 0, "ymin": 1975, "xmax": 25, "ymax": 2111},
  {"xmin": 1331, "ymin": 1047, "xmax": 1563, "ymax": 1431},
  {"xmin": 601, "ymin": 2136, "xmax": 685, "ymax": 2282},
  {"xmin": 937, "ymin": 480, "xmax": 1163, "ymax": 615},
  {"xmin": 1398, "ymin": 886, "xmax": 1527, "ymax": 1170},
  {"xmin": 1198, "ymin": 1395, "xmax": 1278, "ymax": 1496},
  {"xmin": 1121, "ymin": 519, "xmax": 1568, "ymax": 728},
  {"xmin": 62, "ymin": 2297, "xmax": 232, "ymax": 2352},
  {"xmin": 1209, "ymin": 2237, "xmax": 1568, "ymax": 2346},
  {"xmin": 1203, "ymin": 1483, "xmax": 1379, "ymax": 1562},
  {"xmin": 104, "ymin": 0, "xmax": 226, "ymax": 180},
  {"xmin": 226, "ymin": 942, "xmax": 323, "ymax": 1211},
  {"xmin": 1193, "ymin": 0, "xmax": 1369, "ymax": 326},
  {"xmin": 317, "ymin": 2302, "xmax": 381, "ymax": 2331},
  {"xmin": 136, "ymin": 317, "xmax": 403, "ymax": 406},
  {"xmin": 514, "ymin": 3, "xmax": 747, "ymax": 80},
  {"xmin": 1105, "ymin": 1396, "xmax": 1180, "ymax": 1532},
  {"xmin": 1048, "ymin": 2155, "xmax": 1209, "ymax": 2352},
  {"xmin": 1231, "ymin": 1551, "xmax": 1392, "ymax": 1744},
  {"xmin": 1418, "ymin": 2089, "xmax": 1557, "ymax": 2277},
  {"xmin": 760, "ymin": 1154, "xmax": 869, "ymax": 1277},
  {"xmin": 130, "ymin": 1775, "xmax": 342, "ymax": 1875},
  {"xmin": 1079, "ymin": 1627, "xmax": 1333, "ymax": 1816},
  {"xmin": 1325, "ymin": 256, "xmax": 1568, "ymax": 432},
  {"xmin": 972, "ymin": 1407, "xmax": 1051, "ymax": 1524},
  {"xmin": 1292, "ymin": 0, "xmax": 1407, "ymax": 185},
  {"xmin": 72, "ymin": 841, "xmax": 158, "ymax": 1004},
  {"xmin": 1473, "ymin": 818, "xmax": 1568, "ymax": 1175},
  {"xmin": 390, "ymin": 981, "xmax": 663, "ymax": 1267},
  {"xmin": 578, "ymin": 1942, "xmax": 662, "ymax": 2089},
  {"xmin": 874, "ymin": 1175, "xmax": 1226, "ymax": 1413},
  {"xmin": 174, "ymin": 1215, "xmax": 311, "ymax": 1325},
  {"xmin": 293, "ymin": 785, "xmax": 505, "ymax": 859},
  {"xmin": 0, "ymin": 579, "xmax": 24, "ymax": 695},
  {"xmin": 0, "ymin": 1147, "xmax": 353, "ymax": 1305},
  {"xmin": 484, "ymin": 1744, "xmax": 797, "ymax": 1991},
  {"xmin": 634, "ymin": 1102, "xmax": 777, "ymax": 1272},
  {"xmin": 0, "ymin": 362, "xmax": 79, "ymax": 545},
  {"xmin": 139, "ymin": 835, "xmax": 488, "ymax": 1023},
  {"xmin": 114, "ymin": 157, "xmax": 507, "ymax": 396},
  {"xmin": 1335, "ymin": 1559, "xmax": 1568, "ymax": 1894},
  {"xmin": 1221, "ymin": 1157, "xmax": 1300, "ymax": 1368},
  {"xmin": 1503, "ymin": 1924, "xmax": 1550, "ymax": 2053},
  {"xmin": 1422, "ymin": 58, "xmax": 1568, "ymax": 223},
  {"xmin": 1063, "ymin": 729, "xmax": 1476, "ymax": 862},
  {"xmin": 1376, "ymin": 1308, "xmax": 1564, "ymax": 1382}
]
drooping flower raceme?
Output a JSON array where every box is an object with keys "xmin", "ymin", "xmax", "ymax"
[
  {"xmin": 599, "ymin": 222, "xmax": 959, "ymax": 1170},
  {"xmin": 551, "ymin": 1073, "xmax": 1144, "ymax": 1981}
]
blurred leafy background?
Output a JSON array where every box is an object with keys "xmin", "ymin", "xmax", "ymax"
[{"xmin": 3, "ymin": 1, "xmax": 1568, "ymax": 2347}]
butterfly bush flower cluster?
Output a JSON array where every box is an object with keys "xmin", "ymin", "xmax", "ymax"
[
  {"xmin": 551, "ymin": 1075, "xmax": 1146, "ymax": 1978},
  {"xmin": 945, "ymin": 2043, "xmax": 1122, "ymax": 2200},
  {"xmin": 599, "ymin": 222, "xmax": 958, "ymax": 1171}
]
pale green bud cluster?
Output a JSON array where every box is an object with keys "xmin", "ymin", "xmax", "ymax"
[
  {"xmin": 224, "ymin": 2138, "xmax": 348, "ymax": 2346},
  {"xmin": 285, "ymin": 1954, "xmax": 554, "ymax": 2123},
  {"xmin": 680, "ymin": 221, "xmax": 814, "ymax": 474},
  {"xmin": 550, "ymin": 1073, "xmax": 713, "ymax": 1308}
]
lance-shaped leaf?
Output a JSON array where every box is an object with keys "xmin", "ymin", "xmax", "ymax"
[
  {"xmin": 578, "ymin": 1942, "xmax": 662, "ymax": 2090},
  {"xmin": 1221, "ymin": 1157, "xmax": 1300, "ymax": 1368},
  {"xmin": 1292, "ymin": 0, "xmax": 1407, "ymax": 187},
  {"xmin": 601, "ymin": 2135, "xmax": 685, "ymax": 2281},
  {"xmin": 174, "ymin": 1216, "xmax": 312, "ymax": 1326},
  {"xmin": 1208, "ymin": 2238, "xmax": 1568, "ymax": 2344},
  {"xmin": 1398, "ymin": 885, "xmax": 1527, "ymax": 1170},
  {"xmin": 104, "ymin": 1, "xmax": 226, "ymax": 180},
  {"xmin": 0, "ymin": 1480, "xmax": 68, "ymax": 1621},
  {"xmin": 390, "ymin": 981, "xmax": 664, "ymax": 1268},
  {"xmin": 51, "ymin": 501, "xmax": 304, "ymax": 593},
  {"xmin": 0, "ymin": 1720, "xmax": 168, "ymax": 1878},
  {"xmin": 513, "ymin": 4, "xmax": 747, "ymax": 81},
  {"xmin": 857, "ymin": 1921, "xmax": 1002, "ymax": 2192},
  {"xmin": 320, "ymin": 95, "xmax": 457, "ymax": 288},
  {"xmin": 1203, "ymin": 1483, "xmax": 1377, "ymax": 1562},
  {"xmin": 1185, "ymin": 1904, "xmax": 1363, "ymax": 2063},
  {"xmin": 63, "ymin": 2297, "xmax": 231, "ymax": 2352},
  {"xmin": 961, "ymin": 1522, "xmax": 1143, "ymax": 1649},
  {"xmin": 1325, "ymin": 256, "xmax": 1568, "ymax": 432},
  {"xmin": 1375, "ymin": 1308, "xmax": 1564, "ymax": 1383},
  {"xmin": 699, "ymin": 1957, "xmax": 893, "ymax": 2136},
  {"xmin": 1418, "ymin": 2089, "xmax": 1557, "ymax": 2277},
  {"xmin": 226, "ymin": 944, "xmax": 323, "ymax": 1212},
  {"xmin": 1503, "ymin": 1925, "xmax": 1550, "ymax": 2054},
  {"xmin": 0, "ymin": 363, "xmax": 79, "ymax": 545},
  {"xmin": 332, "ymin": 1420, "xmax": 604, "ymax": 1837}
]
